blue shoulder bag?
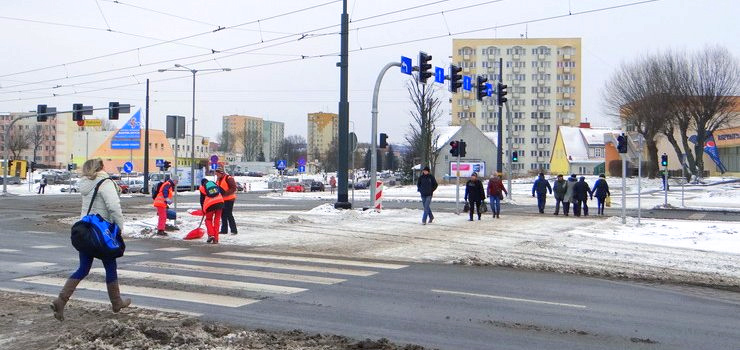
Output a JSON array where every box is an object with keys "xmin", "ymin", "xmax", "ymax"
[{"xmin": 70, "ymin": 178, "xmax": 125, "ymax": 259}]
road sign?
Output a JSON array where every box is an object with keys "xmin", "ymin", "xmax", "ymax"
[
  {"xmin": 349, "ymin": 132, "xmax": 358, "ymax": 152},
  {"xmin": 155, "ymin": 159, "xmax": 164, "ymax": 167},
  {"xmin": 210, "ymin": 155, "xmax": 219, "ymax": 164},
  {"xmin": 210, "ymin": 163, "xmax": 218, "ymax": 171},
  {"xmin": 400, "ymin": 56, "xmax": 412, "ymax": 75},
  {"xmin": 123, "ymin": 162, "xmax": 133, "ymax": 174},
  {"xmin": 84, "ymin": 119, "xmax": 102, "ymax": 127},
  {"xmin": 463, "ymin": 76, "xmax": 472, "ymax": 91},
  {"xmin": 485, "ymin": 83, "xmax": 493, "ymax": 96},
  {"xmin": 298, "ymin": 165, "xmax": 306, "ymax": 173},
  {"xmin": 434, "ymin": 67, "xmax": 445, "ymax": 83},
  {"xmin": 298, "ymin": 157, "xmax": 306, "ymax": 166},
  {"xmin": 276, "ymin": 160, "xmax": 287, "ymax": 170}
]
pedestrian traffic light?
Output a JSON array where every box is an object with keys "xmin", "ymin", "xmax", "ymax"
[
  {"xmin": 72, "ymin": 103, "xmax": 83, "ymax": 121},
  {"xmin": 497, "ymin": 82, "xmax": 508, "ymax": 106},
  {"xmin": 617, "ymin": 133, "xmax": 628, "ymax": 153},
  {"xmin": 163, "ymin": 160, "xmax": 171, "ymax": 170},
  {"xmin": 108, "ymin": 102, "xmax": 120, "ymax": 120},
  {"xmin": 476, "ymin": 76, "xmax": 488, "ymax": 101},
  {"xmin": 418, "ymin": 51, "xmax": 433, "ymax": 84},
  {"xmin": 661, "ymin": 154, "xmax": 668, "ymax": 167},
  {"xmin": 449, "ymin": 64, "xmax": 463, "ymax": 93},
  {"xmin": 459, "ymin": 140, "xmax": 467, "ymax": 157},
  {"xmin": 379, "ymin": 133, "xmax": 388, "ymax": 148},
  {"xmin": 512, "ymin": 151, "xmax": 518, "ymax": 162},
  {"xmin": 449, "ymin": 141, "xmax": 459, "ymax": 156},
  {"xmin": 36, "ymin": 104, "xmax": 48, "ymax": 122}
]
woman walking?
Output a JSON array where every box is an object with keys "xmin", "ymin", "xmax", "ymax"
[
  {"xmin": 486, "ymin": 174, "xmax": 507, "ymax": 218},
  {"xmin": 51, "ymin": 158, "xmax": 130, "ymax": 321},
  {"xmin": 591, "ymin": 174, "xmax": 611, "ymax": 215},
  {"xmin": 464, "ymin": 172, "xmax": 486, "ymax": 221}
]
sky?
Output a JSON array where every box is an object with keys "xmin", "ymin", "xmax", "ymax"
[{"xmin": 0, "ymin": 0, "xmax": 738, "ymax": 144}]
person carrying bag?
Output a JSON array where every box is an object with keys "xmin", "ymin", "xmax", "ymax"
[{"xmin": 51, "ymin": 158, "xmax": 130, "ymax": 321}]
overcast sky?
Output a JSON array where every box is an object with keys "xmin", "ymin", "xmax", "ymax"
[{"xmin": 0, "ymin": 0, "xmax": 738, "ymax": 143}]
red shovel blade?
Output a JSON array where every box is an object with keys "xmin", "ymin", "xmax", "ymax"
[
  {"xmin": 189, "ymin": 209, "xmax": 204, "ymax": 216},
  {"xmin": 183, "ymin": 227, "xmax": 205, "ymax": 240}
]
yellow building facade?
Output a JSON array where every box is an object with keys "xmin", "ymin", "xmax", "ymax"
[{"xmin": 307, "ymin": 112, "xmax": 338, "ymax": 164}]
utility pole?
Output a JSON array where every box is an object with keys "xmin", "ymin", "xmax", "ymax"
[
  {"xmin": 455, "ymin": 139, "xmax": 462, "ymax": 214},
  {"xmin": 144, "ymin": 79, "xmax": 150, "ymax": 194},
  {"xmin": 496, "ymin": 57, "xmax": 503, "ymax": 174},
  {"xmin": 335, "ymin": 0, "xmax": 351, "ymax": 209},
  {"xmin": 505, "ymin": 101, "xmax": 512, "ymax": 198}
]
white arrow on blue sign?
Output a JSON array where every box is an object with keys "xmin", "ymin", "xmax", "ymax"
[
  {"xmin": 400, "ymin": 56, "xmax": 412, "ymax": 75},
  {"xmin": 486, "ymin": 83, "xmax": 493, "ymax": 96},
  {"xmin": 434, "ymin": 67, "xmax": 445, "ymax": 83},
  {"xmin": 123, "ymin": 161, "xmax": 133, "ymax": 174},
  {"xmin": 463, "ymin": 76, "xmax": 472, "ymax": 91},
  {"xmin": 210, "ymin": 163, "xmax": 218, "ymax": 170},
  {"xmin": 298, "ymin": 165, "xmax": 306, "ymax": 173}
]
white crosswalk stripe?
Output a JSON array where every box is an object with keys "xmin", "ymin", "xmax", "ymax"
[
  {"xmin": 215, "ymin": 251, "xmax": 409, "ymax": 269},
  {"xmin": 0, "ymin": 249, "xmax": 19, "ymax": 253},
  {"xmin": 174, "ymin": 256, "xmax": 378, "ymax": 276}
]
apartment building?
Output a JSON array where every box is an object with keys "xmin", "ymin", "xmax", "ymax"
[
  {"xmin": 451, "ymin": 38, "xmax": 582, "ymax": 173},
  {"xmin": 307, "ymin": 112, "xmax": 338, "ymax": 164},
  {"xmin": 0, "ymin": 112, "xmax": 79, "ymax": 168},
  {"xmin": 262, "ymin": 120, "xmax": 285, "ymax": 162},
  {"xmin": 222, "ymin": 115, "xmax": 264, "ymax": 161}
]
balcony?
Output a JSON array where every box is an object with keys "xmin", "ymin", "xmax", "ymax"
[
  {"xmin": 538, "ymin": 79, "xmax": 545, "ymax": 86},
  {"xmin": 537, "ymin": 93, "xmax": 545, "ymax": 98},
  {"xmin": 512, "ymin": 131, "xmax": 520, "ymax": 137},
  {"xmin": 463, "ymin": 54, "xmax": 471, "ymax": 60},
  {"xmin": 512, "ymin": 105, "xmax": 521, "ymax": 111},
  {"xmin": 463, "ymin": 105, "xmax": 470, "ymax": 110},
  {"xmin": 537, "ymin": 105, "xmax": 545, "ymax": 111},
  {"xmin": 563, "ymin": 105, "xmax": 571, "ymax": 111},
  {"xmin": 512, "ymin": 79, "xmax": 521, "ymax": 86},
  {"xmin": 563, "ymin": 93, "xmax": 571, "ymax": 98},
  {"xmin": 564, "ymin": 67, "xmax": 571, "ymax": 73},
  {"xmin": 513, "ymin": 144, "xmax": 520, "ymax": 149},
  {"xmin": 563, "ymin": 54, "xmax": 571, "ymax": 60},
  {"xmin": 538, "ymin": 54, "xmax": 545, "ymax": 60},
  {"xmin": 538, "ymin": 157, "xmax": 547, "ymax": 162},
  {"xmin": 563, "ymin": 80, "xmax": 571, "ymax": 85},
  {"xmin": 537, "ymin": 144, "xmax": 546, "ymax": 149},
  {"xmin": 513, "ymin": 67, "xmax": 520, "ymax": 73},
  {"xmin": 537, "ymin": 130, "xmax": 546, "ymax": 136},
  {"xmin": 513, "ymin": 54, "xmax": 521, "ymax": 60},
  {"xmin": 463, "ymin": 67, "xmax": 470, "ymax": 73},
  {"xmin": 537, "ymin": 67, "xmax": 545, "ymax": 73},
  {"xmin": 537, "ymin": 117, "xmax": 547, "ymax": 124}
]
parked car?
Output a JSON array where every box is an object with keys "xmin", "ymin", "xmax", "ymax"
[
  {"xmin": 285, "ymin": 182, "xmax": 305, "ymax": 192},
  {"xmin": 122, "ymin": 179, "xmax": 145, "ymax": 193},
  {"xmin": 353, "ymin": 179, "xmax": 370, "ymax": 190},
  {"xmin": 115, "ymin": 181, "xmax": 130, "ymax": 194},
  {"xmin": 0, "ymin": 176, "xmax": 21, "ymax": 185},
  {"xmin": 236, "ymin": 182, "xmax": 245, "ymax": 192},
  {"xmin": 310, "ymin": 181, "xmax": 325, "ymax": 192},
  {"xmin": 60, "ymin": 180, "xmax": 79, "ymax": 193}
]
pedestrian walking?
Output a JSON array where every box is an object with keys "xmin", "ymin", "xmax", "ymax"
[
  {"xmin": 199, "ymin": 178, "xmax": 225, "ymax": 244},
  {"xmin": 464, "ymin": 172, "xmax": 486, "ymax": 221},
  {"xmin": 216, "ymin": 166, "xmax": 238, "ymax": 235},
  {"xmin": 573, "ymin": 176, "xmax": 592, "ymax": 216},
  {"xmin": 552, "ymin": 174, "xmax": 566, "ymax": 215},
  {"xmin": 329, "ymin": 176, "xmax": 337, "ymax": 194},
  {"xmin": 592, "ymin": 174, "xmax": 611, "ymax": 215},
  {"xmin": 531, "ymin": 172, "xmax": 552, "ymax": 214},
  {"xmin": 51, "ymin": 158, "xmax": 130, "ymax": 321},
  {"xmin": 416, "ymin": 166, "xmax": 438, "ymax": 225},
  {"xmin": 152, "ymin": 176, "xmax": 175, "ymax": 236},
  {"xmin": 486, "ymin": 174, "xmax": 507, "ymax": 218},
  {"xmin": 562, "ymin": 174, "xmax": 577, "ymax": 216},
  {"xmin": 37, "ymin": 177, "xmax": 47, "ymax": 194}
]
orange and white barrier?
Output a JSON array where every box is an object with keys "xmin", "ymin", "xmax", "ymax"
[{"xmin": 375, "ymin": 180, "xmax": 383, "ymax": 211}]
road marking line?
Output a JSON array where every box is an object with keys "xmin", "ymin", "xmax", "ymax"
[
  {"xmin": 124, "ymin": 251, "xmax": 148, "ymax": 256},
  {"xmin": 30, "ymin": 245, "xmax": 65, "ymax": 249},
  {"xmin": 0, "ymin": 287, "xmax": 202, "ymax": 317},
  {"xmin": 135, "ymin": 261, "xmax": 345, "ymax": 285},
  {"xmin": 688, "ymin": 213, "xmax": 706, "ymax": 220},
  {"xmin": 90, "ymin": 268, "xmax": 306, "ymax": 295},
  {"xmin": 0, "ymin": 249, "xmax": 19, "ymax": 253},
  {"xmin": 25, "ymin": 231, "xmax": 56, "ymax": 235},
  {"xmin": 174, "ymin": 256, "xmax": 377, "ymax": 277},
  {"xmin": 18, "ymin": 262, "xmax": 56, "ymax": 268},
  {"xmin": 216, "ymin": 252, "xmax": 408, "ymax": 270},
  {"xmin": 432, "ymin": 289, "xmax": 588, "ymax": 309},
  {"xmin": 15, "ymin": 276, "xmax": 256, "ymax": 307},
  {"xmin": 154, "ymin": 247, "xmax": 189, "ymax": 252}
]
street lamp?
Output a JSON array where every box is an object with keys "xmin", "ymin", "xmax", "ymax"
[{"xmin": 158, "ymin": 64, "xmax": 231, "ymax": 191}]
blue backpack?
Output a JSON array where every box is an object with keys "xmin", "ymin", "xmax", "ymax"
[{"xmin": 70, "ymin": 178, "xmax": 125, "ymax": 260}]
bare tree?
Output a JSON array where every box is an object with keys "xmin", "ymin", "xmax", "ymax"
[
  {"xmin": 217, "ymin": 130, "xmax": 234, "ymax": 152},
  {"xmin": 234, "ymin": 128, "xmax": 262, "ymax": 161},
  {"xmin": 324, "ymin": 137, "xmax": 339, "ymax": 172},
  {"xmin": 278, "ymin": 135, "xmax": 307, "ymax": 165},
  {"xmin": 100, "ymin": 119, "xmax": 117, "ymax": 131},
  {"xmin": 404, "ymin": 80, "xmax": 443, "ymax": 174},
  {"xmin": 27, "ymin": 125, "xmax": 45, "ymax": 164},
  {"xmin": 8, "ymin": 131, "xmax": 30, "ymax": 160}
]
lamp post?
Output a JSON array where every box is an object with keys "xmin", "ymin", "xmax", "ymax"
[{"xmin": 158, "ymin": 64, "xmax": 230, "ymax": 190}]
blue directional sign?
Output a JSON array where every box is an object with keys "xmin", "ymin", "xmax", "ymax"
[
  {"xmin": 298, "ymin": 165, "xmax": 306, "ymax": 173},
  {"xmin": 122, "ymin": 161, "xmax": 133, "ymax": 174},
  {"xmin": 210, "ymin": 163, "xmax": 218, "ymax": 171},
  {"xmin": 434, "ymin": 67, "xmax": 445, "ymax": 83},
  {"xmin": 155, "ymin": 159, "xmax": 164, "ymax": 167},
  {"xmin": 298, "ymin": 157, "xmax": 306, "ymax": 166},
  {"xmin": 400, "ymin": 56, "xmax": 412, "ymax": 75},
  {"xmin": 463, "ymin": 76, "xmax": 472, "ymax": 91},
  {"xmin": 276, "ymin": 160, "xmax": 287, "ymax": 170},
  {"xmin": 485, "ymin": 83, "xmax": 493, "ymax": 96}
]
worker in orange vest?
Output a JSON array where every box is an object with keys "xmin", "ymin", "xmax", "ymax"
[
  {"xmin": 215, "ymin": 166, "xmax": 238, "ymax": 235},
  {"xmin": 152, "ymin": 177, "xmax": 176, "ymax": 236},
  {"xmin": 199, "ymin": 178, "xmax": 225, "ymax": 244}
]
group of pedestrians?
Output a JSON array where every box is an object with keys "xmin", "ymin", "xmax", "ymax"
[{"xmin": 541, "ymin": 173, "xmax": 611, "ymax": 216}]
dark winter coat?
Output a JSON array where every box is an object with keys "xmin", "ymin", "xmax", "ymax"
[
  {"xmin": 553, "ymin": 179, "xmax": 567, "ymax": 200},
  {"xmin": 592, "ymin": 179, "xmax": 611, "ymax": 199},
  {"xmin": 486, "ymin": 178, "xmax": 507, "ymax": 199},
  {"xmin": 563, "ymin": 177, "xmax": 577, "ymax": 202},
  {"xmin": 573, "ymin": 179, "xmax": 592, "ymax": 201},
  {"xmin": 464, "ymin": 179, "xmax": 485, "ymax": 203},
  {"xmin": 417, "ymin": 173, "xmax": 438, "ymax": 197},
  {"xmin": 531, "ymin": 175, "xmax": 552, "ymax": 196}
]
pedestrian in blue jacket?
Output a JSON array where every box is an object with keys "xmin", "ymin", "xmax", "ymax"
[
  {"xmin": 531, "ymin": 172, "xmax": 552, "ymax": 214},
  {"xmin": 591, "ymin": 174, "xmax": 611, "ymax": 215}
]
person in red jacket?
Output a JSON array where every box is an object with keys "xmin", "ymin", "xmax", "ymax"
[
  {"xmin": 215, "ymin": 166, "xmax": 238, "ymax": 235},
  {"xmin": 486, "ymin": 174, "xmax": 507, "ymax": 218},
  {"xmin": 199, "ymin": 178, "xmax": 225, "ymax": 244},
  {"xmin": 152, "ymin": 177, "xmax": 175, "ymax": 236}
]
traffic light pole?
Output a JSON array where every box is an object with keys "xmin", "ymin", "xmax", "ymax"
[
  {"xmin": 370, "ymin": 61, "xmax": 401, "ymax": 210},
  {"xmin": 504, "ymin": 101, "xmax": 513, "ymax": 198},
  {"xmin": 496, "ymin": 57, "xmax": 503, "ymax": 174},
  {"xmin": 455, "ymin": 141, "xmax": 461, "ymax": 215},
  {"xmin": 663, "ymin": 163, "xmax": 668, "ymax": 207},
  {"xmin": 335, "ymin": 0, "xmax": 351, "ymax": 209},
  {"xmin": 637, "ymin": 135, "xmax": 643, "ymax": 226},
  {"xmin": 621, "ymin": 153, "xmax": 626, "ymax": 225}
]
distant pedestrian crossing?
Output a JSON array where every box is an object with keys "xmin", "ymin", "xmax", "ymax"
[{"xmin": 10, "ymin": 249, "xmax": 409, "ymax": 313}]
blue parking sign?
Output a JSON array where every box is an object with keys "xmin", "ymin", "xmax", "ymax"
[{"xmin": 435, "ymin": 67, "xmax": 445, "ymax": 83}]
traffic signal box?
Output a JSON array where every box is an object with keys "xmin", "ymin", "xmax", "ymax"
[
  {"xmin": 449, "ymin": 64, "xmax": 463, "ymax": 93},
  {"xmin": 379, "ymin": 133, "xmax": 388, "ymax": 148},
  {"xmin": 617, "ymin": 134, "xmax": 628, "ymax": 153},
  {"xmin": 418, "ymin": 52, "xmax": 433, "ymax": 84},
  {"xmin": 661, "ymin": 154, "xmax": 668, "ymax": 167},
  {"xmin": 449, "ymin": 141, "xmax": 459, "ymax": 156},
  {"xmin": 497, "ymin": 83, "xmax": 508, "ymax": 106},
  {"xmin": 476, "ymin": 76, "xmax": 488, "ymax": 101},
  {"xmin": 512, "ymin": 151, "xmax": 518, "ymax": 162}
]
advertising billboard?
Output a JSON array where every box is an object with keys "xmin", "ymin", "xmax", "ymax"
[{"xmin": 449, "ymin": 161, "xmax": 485, "ymax": 178}]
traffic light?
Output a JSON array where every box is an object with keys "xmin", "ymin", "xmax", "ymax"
[
  {"xmin": 163, "ymin": 160, "xmax": 171, "ymax": 170},
  {"xmin": 418, "ymin": 51, "xmax": 433, "ymax": 84},
  {"xmin": 497, "ymin": 83, "xmax": 508, "ymax": 106},
  {"xmin": 449, "ymin": 141, "xmax": 459, "ymax": 156},
  {"xmin": 476, "ymin": 76, "xmax": 488, "ymax": 101},
  {"xmin": 72, "ymin": 103, "xmax": 83, "ymax": 121},
  {"xmin": 661, "ymin": 154, "xmax": 668, "ymax": 167},
  {"xmin": 617, "ymin": 133, "xmax": 628, "ymax": 153},
  {"xmin": 449, "ymin": 64, "xmax": 462, "ymax": 93},
  {"xmin": 512, "ymin": 151, "xmax": 518, "ymax": 162},
  {"xmin": 108, "ymin": 102, "xmax": 120, "ymax": 120},
  {"xmin": 459, "ymin": 140, "xmax": 467, "ymax": 157},
  {"xmin": 36, "ymin": 104, "xmax": 48, "ymax": 122},
  {"xmin": 379, "ymin": 133, "xmax": 388, "ymax": 148}
]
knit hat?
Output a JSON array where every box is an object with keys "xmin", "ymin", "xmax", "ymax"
[
  {"xmin": 599, "ymin": 174, "xmax": 606, "ymax": 178},
  {"xmin": 471, "ymin": 172, "xmax": 478, "ymax": 177}
]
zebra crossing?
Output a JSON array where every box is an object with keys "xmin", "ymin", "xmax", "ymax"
[{"xmin": 10, "ymin": 247, "xmax": 409, "ymax": 313}]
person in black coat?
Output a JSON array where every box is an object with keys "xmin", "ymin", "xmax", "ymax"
[
  {"xmin": 416, "ymin": 166, "xmax": 438, "ymax": 224},
  {"xmin": 591, "ymin": 174, "xmax": 611, "ymax": 215},
  {"xmin": 572, "ymin": 176, "xmax": 593, "ymax": 216},
  {"xmin": 464, "ymin": 172, "xmax": 486, "ymax": 221}
]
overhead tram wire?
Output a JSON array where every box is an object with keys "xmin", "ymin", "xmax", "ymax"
[
  {"xmin": 0, "ymin": 0, "xmax": 659, "ymax": 101},
  {"xmin": 0, "ymin": 0, "xmax": 341, "ymax": 79}
]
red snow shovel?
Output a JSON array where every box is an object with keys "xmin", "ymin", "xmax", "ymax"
[{"xmin": 183, "ymin": 210, "xmax": 205, "ymax": 240}]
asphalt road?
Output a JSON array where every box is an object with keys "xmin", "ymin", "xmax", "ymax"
[{"xmin": 1, "ymin": 194, "xmax": 739, "ymax": 349}]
